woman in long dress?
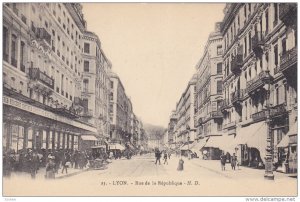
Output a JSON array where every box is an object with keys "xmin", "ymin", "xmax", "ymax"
[{"xmin": 45, "ymin": 157, "xmax": 56, "ymax": 179}]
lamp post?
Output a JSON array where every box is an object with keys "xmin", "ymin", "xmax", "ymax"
[
  {"xmin": 263, "ymin": 70, "xmax": 274, "ymax": 180},
  {"xmin": 186, "ymin": 125, "xmax": 191, "ymax": 160}
]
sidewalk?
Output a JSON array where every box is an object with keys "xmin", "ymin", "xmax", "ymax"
[
  {"xmin": 8, "ymin": 166, "xmax": 89, "ymax": 180},
  {"xmin": 181, "ymin": 157, "xmax": 296, "ymax": 181}
]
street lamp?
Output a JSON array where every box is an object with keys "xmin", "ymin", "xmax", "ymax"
[
  {"xmin": 263, "ymin": 70, "xmax": 274, "ymax": 180},
  {"xmin": 186, "ymin": 125, "xmax": 190, "ymax": 160}
]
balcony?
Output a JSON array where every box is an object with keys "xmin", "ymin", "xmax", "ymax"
[
  {"xmin": 252, "ymin": 110, "xmax": 268, "ymax": 122},
  {"xmin": 279, "ymin": 47, "xmax": 297, "ymax": 73},
  {"xmin": 220, "ymin": 100, "xmax": 230, "ymax": 113},
  {"xmin": 279, "ymin": 3, "xmax": 297, "ymax": 28},
  {"xmin": 252, "ymin": 33, "xmax": 265, "ymax": 57},
  {"xmin": 223, "ymin": 121, "xmax": 236, "ymax": 129},
  {"xmin": 231, "ymin": 89, "xmax": 245, "ymax": 106},
  {"xmin": 246, "ymin": 71, "xmax": 273, "ymax": 95},
  {"xmin": 197, "ymin": 117, "xmax": 204, "ymax": 126},
  {"xmin": 270, "ymin": 103, "xmax": 288, "ymax": 117},
  {"xmin": 28, "ymin": 68, "xmax": 54, "ymax": 89},
  {"xmin": 82, "ymin": 109, "xmax": 93, "ymax": 118},
  {"xmin": 211, "ymin": 111, "xmax": 223, "ymax": 119},
  {"xmin": 230, "ymin": 54, "xmax": 243, "ymax": 74},
  {"xmin": 35, "ymin": 27, "xmax": 51, "ymax": 48},
  {"xmin": 52, "ymin": 106, "xmax": 79, "ymax": 119}
]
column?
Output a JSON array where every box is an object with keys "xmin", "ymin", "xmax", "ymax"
[
  {"xmin": 17, "ymin": 35, "xmax": 21, "ymax": 70},
  {"xmin": 32, "ymin": 127, "xmax": 36, "ymax": 150},
  {"xmin": 5, "ymin": 121, "xmax": 12, "ymax": 151},
  {"xmin": 52, "ymin": 130, "xmax": 56, "ymax": 152},
  {"xmin": 57, "ymin": 131, "xmax": 61, "ymax": 150},
  {"xmin": 46, "ymin": 128, "xmax": 50, "ymax": 153},
  {"xmin": 66, "ymin": 133, "xmax": 70, "ymax": 150},
  {"xmin": 7, "ymin": 27, "xmax": 12, "ymax": 64},
  {"xmin": 71, "ymin": 134, "xmax": 74, "ymax": 151},
  {"xmin": 23, "ymin": 124, "xmax": 29, "ymax": 150},
  {"xmin": 38, "ymin": 129, "xmax": 43, "ymax": 151},
  {"xmin": 62, "ymin": 132, "xmax": 65, "ymax": 150}
]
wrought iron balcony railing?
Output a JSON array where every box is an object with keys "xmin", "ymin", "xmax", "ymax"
[
  {"xmin": 252, "ymin": 33, "xmax": 265, "ymax": 57},
  {"xmin": 279, "ymin": 3, "xmax": 297, "ymax": 28},
  {"xmin": 252, "ymin": 110, "xmax": 268, "ymax": 122},
  {"xmin": 246, "ymin": 71, "xmax": 272, "ymax": 95},
  {"xmin": 211, "ymin": 111, "xmax": 223, "ymax": 118},
  {"xmin": 230, "ymin": 54, "xmax": 243, "ymax": 74},
  {"xmin": 279, "ymin": 47, "xmax": 297, "ymax": 73},
  {"xmin": 270, "ymin": 103, "xmax": 287, "ymax": 117},
  {"xmin": 35, "ymin": 27, "xmax": 51, "ymax": 46},
  {"xmin": 231, "ymin": 89, "xmax": 245, "ymax": 105},
  {"xmin": 28, "ymin": 68, "xmax": 54, "ymax": 89}
]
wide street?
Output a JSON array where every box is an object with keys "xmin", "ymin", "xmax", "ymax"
[{"xmin": 3, "ymin": 153, "xmax": 297, "ymax": 196}]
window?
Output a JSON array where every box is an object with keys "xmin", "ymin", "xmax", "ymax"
[
  {"xmin": 110, "ymin": 81, "xmax": 114, "ymax": 88},
  {"xmin": 83, "ymin": 79, "xmax": 89, "ymax": 92},
  {"xmin": 275, "ymin": 87, "xmax": 279, "ymax": 105},
  {"xmin": 20, "ymin": 41, "xmax": 25, "ymax": 72},
  {"xmin": 284, "ymin": 82, "xmax": 288, "ymax": 104},
  {"xmin": 11, "ymin": 34, "xmax": 17, "ymax": 67},
  {"xmin": 84, "ymin": 61, "xmax": 89, "ymax": 72},
  {"xmin": 265, "ymin": 10, "xmax": 269, "ymax": 34},
  {"xmin": 217, "ymin": 81, "xmax": 222, "ymax": 94},
  {"xmin": 217, "ymin": 63, "xmax": 222, "ymax": 74},
  {"xmin": 274, "ymin": 44, "xmax": 278, "ymax": 66},
  {"xmin": 217, "ymin": 46, "xmax": 222, "ymax": 55},
  {"xmin": 110, "ymin": 92, "xmax": 113, "ymax": 100},
  {"xmin": 274, "ymin": 3, "xmax": 278, "ymax": 26},
  {"xmin": 282, "ymin": 38, "xmax": 287, "ymax": 55},
  {"xmin": 248, "ymin": 32, "xmax": 252, "ymax": 53},
  {"xmin": 3, "ymin": 26, "xmax": 8, "ymax": 62},
  {"xmin": 244, "ymin": 37, "xmax": 247, "ymax": 55},
  {"xmin": 84, "ymin": 43, "xmax": 90, "ymax": 54}
]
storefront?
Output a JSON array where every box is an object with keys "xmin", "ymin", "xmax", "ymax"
[
  {"xmin": 3, "ymin": 94, "xmax": 97, "ymax": 156},
  {"xmin": 202, "ymin": 135, "xmax": 234, "ymax": 160},
  {"xmin": 233, "ymin": 122, "xmax": 267, "ymax": 167}
]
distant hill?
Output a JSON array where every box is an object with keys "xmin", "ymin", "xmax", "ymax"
[{"xmin": 144, "ymin": 123, "xmax": 166, "ymax": 140}]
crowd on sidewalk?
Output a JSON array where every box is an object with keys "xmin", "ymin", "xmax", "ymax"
[{"xmin": 2, "ymin": 148, "xmax": 101, "ymax": 179}]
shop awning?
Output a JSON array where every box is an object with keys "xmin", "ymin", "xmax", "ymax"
[
  {"xmin": 109, "ymin": 143, "xmax": 125, "ymax": 150},
  {"xmin": 235, "ymin": 122, "xmax": 268, "ymax": 162},
  {"xmin": 276, "ymin": 134, "xmax": 290, "ymax": 148},
  {"xmin": 190, "ymin": 137, "xmax": 208, "ymax": 152},
  {"xmin": 180, "ymin": 141, "xmax": 195, "ymax": 150},
  {"xmin": 81, "ymin": 135, "xmax": 98, "ymax": 141},
  {"xmin": 204, "ymin": 135, "xmax": 235, "ymax": 151}
]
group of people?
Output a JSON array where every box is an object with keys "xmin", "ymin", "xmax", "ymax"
[
  {"xmin": 220, "ymin": 152, "xmax": 239, "ymax": 171},
  {"xmin": 154, "ymin": 149, "xmax": 171, "ymax": 165},
  {"xmin": 3, "ymin": 148, "xmax": 92, "ymax": 179}
]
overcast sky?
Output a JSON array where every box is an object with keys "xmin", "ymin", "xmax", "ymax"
[{"xmin": 82, "ymin": 3, "xmax": 225, "ymax": 127}]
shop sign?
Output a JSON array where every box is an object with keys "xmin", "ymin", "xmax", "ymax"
[{"xmin": 3, "ymin": 96, "xmax": 96, "ymax": 132}]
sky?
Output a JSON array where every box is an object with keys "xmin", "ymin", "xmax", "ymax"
[{"xmin": 82, "ymin": 3, "xmax": 226, "ymax": 127}]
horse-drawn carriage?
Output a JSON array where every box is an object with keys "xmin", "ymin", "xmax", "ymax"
[{"xmin": 88, "ymin": 146, "xmax": 109, "ymax": 170}]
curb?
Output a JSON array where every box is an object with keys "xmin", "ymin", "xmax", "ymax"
[{"xmin": 56, "ymin": 168, "xmax": 89, "ymax": 179}]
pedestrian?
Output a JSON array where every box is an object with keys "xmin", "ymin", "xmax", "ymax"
[
  {"xmin": 45, "ymin": 156, "xmax": 56, "ymax": 179},
  {"xmin": 168, "ymin": 152, "xmax": 171, "ymax": 159},
  {"xmin": 220, "ymin": 152, "xmax": 227, "ymax": 171},
  {"xmin": 231, "ymin": 153, "xmax": 237, "ymax": 170},
  {"xmin": 3, "ymin": 150, "xmax": 14, "ymax": 178},
  {"xmin": 154, "ymin": 149, "xmax": 162, "ymax": 165},
  {"xmin": 61, "ymin": 151, "xmax": 70, "ymax": 174},
  {"xmin": 163, "ymin": 151, "xmax": 168, "ymax": 165}
]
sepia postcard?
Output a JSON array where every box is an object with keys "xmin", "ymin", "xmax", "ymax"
[{"xmin": 1, "ymin": 2, "xmax": 298, "ymax": 200}]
